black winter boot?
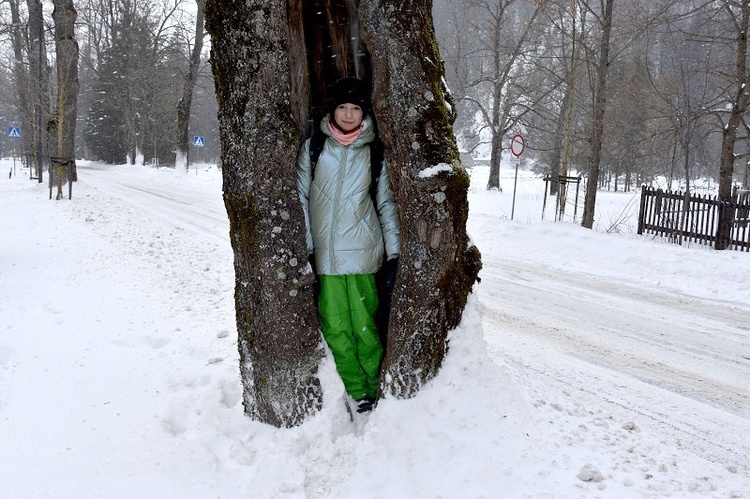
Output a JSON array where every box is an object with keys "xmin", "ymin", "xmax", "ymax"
[{"xmin": 356, "ymin": 398, "xmax": 375, "ymax": 413}]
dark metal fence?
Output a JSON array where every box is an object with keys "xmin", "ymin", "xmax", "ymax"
[{"xmin": 637, "ymin": 186, "xmax": 750, "ymax": 251}]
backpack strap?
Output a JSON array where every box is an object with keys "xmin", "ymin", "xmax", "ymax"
[
  {"xmin": 309, "ymin": 132, "xmax": 327, "ymax": 181},
  {"xmin": 369, "ymin": 138, "xmax": 384, "ymax": 204}
]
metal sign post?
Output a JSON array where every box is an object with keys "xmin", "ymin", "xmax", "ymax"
[
  {"xmin": 8, "ymin": 126, "xmax": 20, "ymax": 178},
  {"xmin": 509, "ymin": 134, "xmax": 525, "ymax": 221},
  {"xmin": 193, "ymin": 136, "xmax": 205, "ymax": 175}
]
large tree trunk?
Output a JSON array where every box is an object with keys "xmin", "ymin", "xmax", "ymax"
[
  {"xmin": 487, "ymin": 129, "xmax": 503, "ymax": 191},
  {"xmin": 27, "ymin": 0, "xmax": 50, "ymax": 181},
  {"xmin": 205, "ymin": 0, "xmax": 324, "ymax": 428},
  {"xmin": 360, "ymin": 0, "xmax": 482, "ymax": 399},
  {"xmin": 9, "ymin": 0, "xmax": 33, "ymax": 169},
  {"xmin": 716, "ymin": 0, "xmax": 750, "ymax": 250},
  {"xmin": 52, "ymin": 0, "xmax": 80, "ymax": 187},
  {"xmin": 582, "ymin": 0, "xmax": 614, "ymax": 229},
  {"xmin": 175, "ymin": 0, "xmax": 206, "ymax": 172},
  {"xmin": 485, "ymin": 23, "xmax": 504, "ymax": 192},
  {"xmin": 206, "ymin": 0, "xmax": 480, "ymax": 426}
]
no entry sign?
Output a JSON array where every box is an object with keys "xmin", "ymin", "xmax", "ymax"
[{"xmin": 510, "ymin": 134, "xmax": 525, "ymax": 158}]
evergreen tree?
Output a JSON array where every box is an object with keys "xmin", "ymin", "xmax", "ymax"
[{"xmin": 85, "ymin": 48, "xmax": 128, "ymax": 163}]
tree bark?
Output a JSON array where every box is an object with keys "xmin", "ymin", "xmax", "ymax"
[
  {"xmin": 286, "ymin": 0, "xmax": 312, "ymax": 135},
  {"xmin": 486, "ymin": 8, "xmax": 505, "ymax": 192},
  {"xmin": 582, "ymin": 0, "xmax": 615, "ymax": 229},
  {"xmin": 8, "ymin": 0, "xmax": 33, "ymax": 167},
  {"xmin": 175, "ymin": 0, "xmax": 206, "ymax": 172},
  {"xmin": 27, "ymin": 0, "xmax": 50, "ymax": 180},
  {"xmin": 206, "ymin": 0, "xmax": 480, "ymax": 425},
  {"xmin": 205, "ymin": 0, "xmax": 324, "ymax": 427},
  {"xmin": 360, "ymin": 0, "xmax": 482, "ymax": 398},
  {"xmin": 53, "ymin": 0, "xmax": 80, "ymax": 187},
  {"xmin": 716, "ymin": 0, "xmax": 750, "ymax": 250}
]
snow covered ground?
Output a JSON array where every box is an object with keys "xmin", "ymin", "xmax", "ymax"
[{"xmin": 1, "ymin": 158, "xmax": 749, "ymax": 498}]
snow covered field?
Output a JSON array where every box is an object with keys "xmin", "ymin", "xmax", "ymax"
[{"xmin": 1, "ymin": 158, "xmax": 749, "ymax": 498}]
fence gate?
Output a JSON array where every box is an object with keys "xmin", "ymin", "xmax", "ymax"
[{"xmin": 637, "ymin": 186, "xmax": 750, "ymax": 251}]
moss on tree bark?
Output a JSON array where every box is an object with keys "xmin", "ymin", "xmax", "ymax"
[
  {"xmin": 206, "ymin": 0, "xmax": 323, "ymax": 428},
  {"xmin": 360, "ymin": 0, "xmax": 482, "ymax": 398},
  {"xmin": 206, "ymin": 0, "xmax": 481, "ymax": 425}
]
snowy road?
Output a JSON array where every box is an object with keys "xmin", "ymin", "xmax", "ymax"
[
  {"xmin": 79, "ymin": 162, "xmax": 229, "ymax": 244},
  {"xmin": 74, "ymin": 161, "xmax": 750, "ymax": 490},
  {"xmin": 478, "ymin": 254, "xmax": 750, "ymax": 475}
]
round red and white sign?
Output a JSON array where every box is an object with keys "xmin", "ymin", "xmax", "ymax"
[{"xmin": 510, "ymin": 134, "xmax": 525, "ymax": 158}]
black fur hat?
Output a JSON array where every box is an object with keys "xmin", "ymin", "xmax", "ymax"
[{"xmin": 328, "ymin": 78, "xmax": 371, "ymax": 116}]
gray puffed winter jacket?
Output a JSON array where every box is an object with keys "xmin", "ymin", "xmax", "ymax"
[{"xmin": 297, "ymin": 116, "xmax": 401, "ymax": 276}]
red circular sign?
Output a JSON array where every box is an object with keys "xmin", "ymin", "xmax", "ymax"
[{"xmin": 510, "ymin": 134, "xmax": 525, "ymax": 157}]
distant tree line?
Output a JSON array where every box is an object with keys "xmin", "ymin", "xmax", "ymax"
[
  {"xmin": 0, "ymin": 0, "xmax": 218, "ymax": 168},
  {"xmin": 433, "ymin": 0, "xmax": 750, "ymax": 240},
  {"xmin": 2, "ymin": 0, "xmax": 747, "ymax": 243}
]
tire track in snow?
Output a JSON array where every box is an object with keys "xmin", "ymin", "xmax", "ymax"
[
  {"xmin": 478, "ymin": 258, "xmax": 750, "ymax": 475},
  {"xmin": 78, "ymin": 163, "xmax": 229, "ymax": 245}
]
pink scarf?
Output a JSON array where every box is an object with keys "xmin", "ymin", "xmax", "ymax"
[{"xmin": 329, "ymin": 122, "xmax": 362, "ymax": 146}]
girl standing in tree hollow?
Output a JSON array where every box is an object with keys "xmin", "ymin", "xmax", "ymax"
[{"xmin": 297, "ymin": 78, "xmax": 401, "ymax": 414}]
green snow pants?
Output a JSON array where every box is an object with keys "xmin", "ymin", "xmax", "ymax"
[{"xmin": 317, "ymin": 274, "xmax": 383, "ymax": 401}]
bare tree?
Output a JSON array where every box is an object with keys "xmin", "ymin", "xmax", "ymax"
[
  {"xmin": 581, "ymin": 0, "xmax": 615, "ymax": 229},
  {"xmin": 439, "ymin": 0, "xmax": 550, "ymax": 191},
  {"xmin": 433, "ymin": 0, "xmax": 490, "ymax": 154},
  {"xmin": 641, "ymin": 13, "xmax": 716, "ymax": 192},
  {"xmin": 541, "ymin": 1, "xmax": 586, "ymax": 198},
  {"xmin": 715, "ymin": 0, "xmax": 750, "ymax": 249},
  {"xmin": 27, "ymin": 0, "xmax": 49, "ymax": 180},
  {"xmin": 174, "ymin": 0, "xmax": 204, "ymax": 172},
  {"xmin": 51, "ymin": 0, "xmax": 80, "ymax": 192},
  {"xmin": 7, "ymin": 0, "xmax": 34, "ymax": 167}
]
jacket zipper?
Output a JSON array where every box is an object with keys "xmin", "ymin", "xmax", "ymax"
[{"xmin": 329, "ymin": 147, "xmax": 348, "ymax": 272}]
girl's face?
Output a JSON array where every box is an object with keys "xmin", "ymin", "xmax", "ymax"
[{"xmin": 333, "ymin": 103, "xmax": 364, "ymax": 132}]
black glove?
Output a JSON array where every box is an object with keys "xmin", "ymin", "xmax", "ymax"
[
  {"xmin": 375, "ymin": 256, "xmax": 399, "ymax": 346},
  {"xmin": 383, "ymin": 256, "xmax": 399, "ymax": 294},
  {"xmin": 308, "ymin": 254, "xmax": 317, "ymax": 275},
  {"xmin": 309, "ymin": 255, "xmax": 320, "ymax": 303}
]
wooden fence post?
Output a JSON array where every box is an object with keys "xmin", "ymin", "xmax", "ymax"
[{"xmin": 637, "ymin": 185, "xmax": 647, "ymax": 234}]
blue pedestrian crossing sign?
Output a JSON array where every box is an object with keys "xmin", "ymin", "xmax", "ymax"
[
  {"xmin": 8, "ymin": 126, "xmax": 21, "ymax": 139},
  {"xmin": 193, "ymin": 136, "xmax": 205, "ymax": 147}
]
